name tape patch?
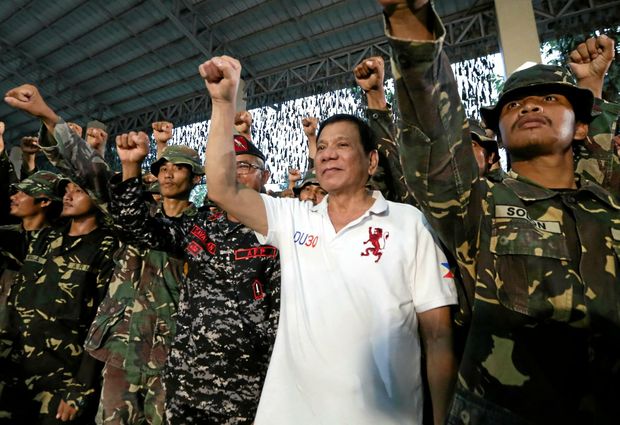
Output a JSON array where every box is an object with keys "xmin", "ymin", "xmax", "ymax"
[{"xmin": 495, "ymin": 205, "xmax": 561, "ymax": 234}]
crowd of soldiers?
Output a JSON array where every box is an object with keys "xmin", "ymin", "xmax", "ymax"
[{"xmin": 1, "ymin": 0, "xmax": 619, "ymax": 424}]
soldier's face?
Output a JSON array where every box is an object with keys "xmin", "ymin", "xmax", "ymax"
[
  {"xmin": 315, "ymin": 121, "xmax": 377, "ymax": 194},
  {"xmin": 299, "ymin": 183, "xmax": 327, "ymax": 205},
  {"xmin": 498, "ymin": 93, "xmax": 587, "ymax": 160},
  {"xmin": 10, "ymin": 191, "xmax": 45, "ymax": 218},
  {"xmin": 62, "ymin": 183, "xmax": 96, "ymax": 218},
  {"xmin": 235, "ymin": 154, "xmax": 269, "ymax": 192},
  {"xmin": 157, "ymin": 162, "xmax": 194, "ymax": 199}
]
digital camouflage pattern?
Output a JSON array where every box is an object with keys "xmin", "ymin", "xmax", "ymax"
[
  {"xmin": 387, "ymin": 4, "xmax": 620, "ymax": 424},
  {"xmin": 109, "ymin": 177, "xmax": 280, "ymax": 425},
  {"xmin": 38, "ymin": 120, "xmax": 199, "ymax": 425},
  {"xmin": 0, "ymin": 224, "xmax": 116, "ymax": 423}
]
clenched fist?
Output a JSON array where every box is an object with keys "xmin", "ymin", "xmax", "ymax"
[
  {"xmin": 198, "ymin": 56, "xmax": 242, "ymax": 104},
  {"xmin": 115, "ymin": 132, "xmax": 149, "ymax": 165},
  {"xmin": 4, "ymin": 84, "xmax": 58, "ymax": 125},
  {"xmin": 152, "ymin": 121, "xmax": 174, "ymax": 144},
  {"xmin": 302, "ymin": 117, "xmax": 318, "ymax": 137}
]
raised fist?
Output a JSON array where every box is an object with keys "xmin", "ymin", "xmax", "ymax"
[
  {"xmin": 67, "ymin": 122, "xmax": 83, "ymax": 138},
  {"xmin": 354, "ymin": 57, "xmax": 385, "ymax": 93},
  {"xmin": 0, "ymin": 121, "xmax": 5, "ymax": 154},
  {"xmin": 115, "ymin": 131, "xmax": 149, "ymax": 165},
  {"xmin": 86, "ymin": 127, "xmax": 108, "ymax": 152},
  {"xmin": 234, "ymin": 111, "xmax": 253, "ymax": 135},
  {"xmin": 288, "ymin": 168, "xmax": 302, "ymax": 184},
  {"xmin": 4, "ymin": 84, "xmax": 56, "ymax": 121},
  {"xmin": 569, "ymin": 34, "xmax": 615, "ymax": 83},
  {"xmin": 152, "ymin": 121, "xmax": 174, "ymax": 144},
  {"xmin": 302, "ymin": 117, "xmax": 318, "ymax": 137},
  {"xmin": 20, "ymin": 136, "xmax": 40, "ymax": 155},
  {"xmin": 198, "ymin": 56, "xmax": 242, "ymax": 103}
]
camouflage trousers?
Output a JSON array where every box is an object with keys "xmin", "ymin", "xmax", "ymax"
[
  {"xmin": 165, "ymin": 402, "xmax": 252, "ymax": 425},
  {"xmin": 97, "ymin": 364, "xmax": 166, "ymax": 425}
]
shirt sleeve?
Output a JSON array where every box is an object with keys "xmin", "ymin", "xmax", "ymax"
[
  {"xmin": 255, "ymin": 194, "xmax": 299, "ymax": 247},
  {"xmin": 411, "ymin": 213, "xmax": 458, "ymax": 313}
]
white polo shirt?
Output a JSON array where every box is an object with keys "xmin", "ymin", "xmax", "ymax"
[{"xmin": 254, "ymin": 191, "xmax": 457, "ymax": 425}]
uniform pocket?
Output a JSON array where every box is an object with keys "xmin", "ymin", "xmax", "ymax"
[{"xmin": 490, "ymin": 218, "xmax": 571, "ymax": 319}]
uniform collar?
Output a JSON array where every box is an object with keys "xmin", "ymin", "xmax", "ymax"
[{"xmin": 504, "ymin": 170, "xmax": 620, "ymax": 209}]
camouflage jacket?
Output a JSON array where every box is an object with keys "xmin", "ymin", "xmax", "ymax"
[
  {"xmin": 0, "ymin": 224, "xmax": 41, "ymax": 329},
  {"xmin": 1, "ymin": 224, "xmax": 116, "ymax": 414},
  {"xmin": 110, "ymin": 177, "xmax": 281, "ymax": 421},
  {"xmin": 367, "ymin": 107, "xmax": 417, "ymax": 205},
  {"xmin": 388, "ymin": 5, "xmax": 620, "ymax": 424},
  {"xmin": 38, "ymin": 120, "xmax": 198, "ymax": 383}
]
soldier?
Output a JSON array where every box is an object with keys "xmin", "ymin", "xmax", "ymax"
[
  {"xmin": 111, "ymin": 131, "xmax": 280, "ymax": 424},
  {"xmin": 3, "ymin": 84, "xmax": 203, "ymax": 424},
  {"xmin": 0, "ymin": 178, "xmax": 117, "ymax": 424},
  {"xmin": 292, "ymin": 170, "xmax": 327, "ymax": 205},
  {"xmin": 0, "ymin": 171, "xmax": 65, "ymax": 327},
  {"xmin": 201, "ymin": 56, "xmax": 457, "ymax": 424},
  {"xmin": 379, "ymin": 0, "xmax": 620, "ymax": 424}
]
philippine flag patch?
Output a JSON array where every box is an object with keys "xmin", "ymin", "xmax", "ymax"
[{"xmin": 441, "ymin": 262, "xmax": 454, "ymax": 279}]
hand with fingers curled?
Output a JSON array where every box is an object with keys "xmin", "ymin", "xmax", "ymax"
[
  {"xmin": 569, "ymin": 34, "xmax": 615, "ymax": 97},
  {"xmin": 67, "ymin": 122, "xmax": 83, "ymax": 138},
  {"xmin": 198, "ymin": 55, "xmax": 242, "ymax": 104},
  {"xmin": 234, "ymin": 111, "xmax": 253, "ymax": 138},
  {"xmin": 56, "ymin": 399, "xmax": 78, "ymax": 422},
  {"xmin": 152, "ymin": 121, "xmax": 174, "ymax": 144},
  {"xmin": 115, "ymin": 131, "xmax": 150, "ymax": 166},
  {"xmin": 4, "ymin": 84, "xmax": 59, "ymax": 125},
  {"xmin": 86, "ymin": 127, "xmax": 108, "ymax": 151},
  {"xmin": 302, "ymin": 117, "xmax": 318, "ymax": 137},
  {"xmin": 21, "ymin": 136, "xmax": 41, "ymax": 155},
  {"xmin": 354, "ymin": 56, "xmax": 386, "ymax": 93},
  {"xmin": 288, "ymin": 168, "xmax": 302, "ymax": 185}
]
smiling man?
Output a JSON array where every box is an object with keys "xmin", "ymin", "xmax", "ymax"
[
  {"xmin": 201, "ymin": 56, "xmax": 457, "ymax": 424},
  {"xmin": 379, "ymin": 1, "xmax": 620, "ymax": 424}
]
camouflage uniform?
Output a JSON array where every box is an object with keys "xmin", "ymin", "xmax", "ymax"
[
  {"xmin": 0, "ymin": 221, "xmax": 117, "ymax": 424},
  {"xmin": 387, "ymin": 5, "xmax": 620, "ymax": 424},
  {"xmin": 0, "ymin": 171, "xmax": 67, "ymax": 329},
  {"xmin": 109, "ymin": 176, "xmax": 280, "ymax": 425},
  {"xmin": 37, "ymin": 122, "xmax": 201, "ymax": 425}
]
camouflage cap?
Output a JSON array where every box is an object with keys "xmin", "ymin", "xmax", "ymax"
[
  {"xmin": 293, "ymin": 170, "xmax": 320, "ymax": 195},
  {"xmin": 481, "ymin": 63, "xmax": 594, "ymax": 132},
  {"xmin": 233, "ymin": 135, "xmax": 266, "ymax": 162},
  {"xmin": 151, "ymin": 145, "xmax": 204, "ymax": 176},
  {"xmin": 12, "ymin": 171, "xmax": 68, "ymax": 201},
  {"xmin": 468, "ymin": 119, "xmax": 499, "ymax": 159}
]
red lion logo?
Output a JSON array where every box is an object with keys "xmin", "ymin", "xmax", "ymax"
[{"xmin": 360, "ymin": 226, "xmax": 389, "ymax": 263}]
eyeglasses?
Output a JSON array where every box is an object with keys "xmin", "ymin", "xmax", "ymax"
[{"xmin": 236, "ymin": 161, "xmax": 263, "ymax": 175}]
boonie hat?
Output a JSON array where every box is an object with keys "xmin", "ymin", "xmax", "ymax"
[
  {"xmin": 293, "ymin": 170, "xmax": 320, "ymax": 195},
  {"xmin": 151, "ymin": 145, "xmax": 204, "ymax": 176},
  {"xmin": 481, "ymin": 63, "xmax": 594, "ymax": 132}
]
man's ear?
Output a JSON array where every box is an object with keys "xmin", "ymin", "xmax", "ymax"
[
  {"xmin": 261, "ymin": 169, "xmax": 271, "ymax": 185},
  {"xmin": 368, "ymin": 150, "xmax": 379, "ymax": 176},
  {"xmin": 574, "ymin": 122, "xmax": 588, "ymax": 141},
  {"xmin": 40, "ymin": 199, "xmax": 51, "ymax": 208}
]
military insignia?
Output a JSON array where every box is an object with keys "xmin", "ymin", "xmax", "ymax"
[
  {"xmin": 252, "ymin": 279, "xmax": 265, "ymax": 300},
  {"xmin": 360, "ymin": 227, "xmax": 389, "ymax": 263}
]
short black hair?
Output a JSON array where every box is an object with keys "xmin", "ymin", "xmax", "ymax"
[{"xmin": 317, "ymin": 114, "xmax": 377, "ymax": 155}]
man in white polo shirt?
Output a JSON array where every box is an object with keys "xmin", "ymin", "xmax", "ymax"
[{"xmin": 201, "ymin": 56, "xmax": 458, "ymax": 425}]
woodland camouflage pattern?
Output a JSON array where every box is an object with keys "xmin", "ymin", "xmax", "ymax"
[
  {"xmin": 387, "ymin": 4, "xmax": 620, "ymax": 424},
  {"xmin": 110, "ymin": 177, "xmax": 280, "ymax": 424},
  {"xmin": 0, "ymin": 224, "xmax": 116, "ymax": 423},
  {"xmin": 38, "ymin": 120, "xmax": 199, "ymax": 424}
]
